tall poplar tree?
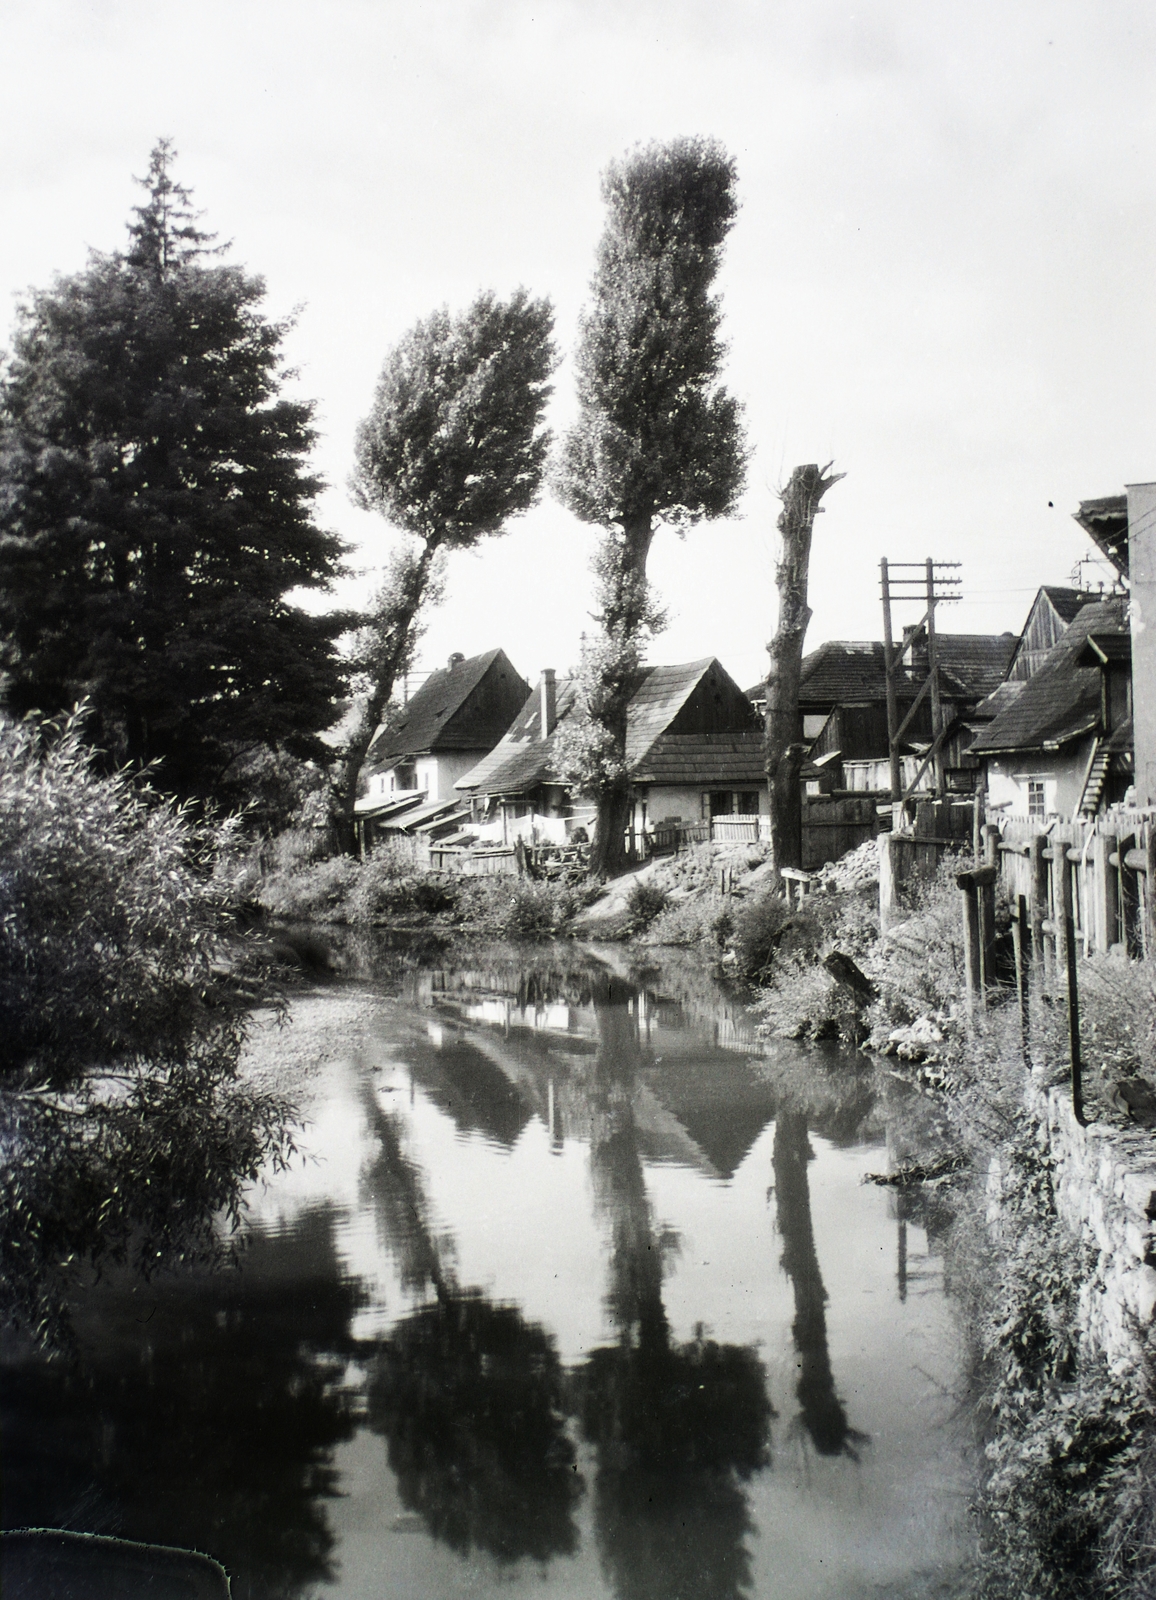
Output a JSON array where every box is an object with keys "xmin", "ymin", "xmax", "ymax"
[
  {"xmin": 0, "ymin": 141, "xmax": 347, "ymax": 800},
  {"xmin": 553, "ymin": 137, "xmax": 747, "ymax": 878},
  {"xmin": 336, "ymin": 289, "xmax": 555, "ymax": 852}
]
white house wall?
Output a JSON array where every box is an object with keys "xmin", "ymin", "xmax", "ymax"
[{"xmin": 985, "ymin": 739, "xmax": 1095, "ymax": 821}]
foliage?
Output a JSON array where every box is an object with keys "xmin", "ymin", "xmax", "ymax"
[
  {"xmin": 729, "ymin": 892, "xmax": 822, "ymax": 983},
  {"xmin": 335, "ymin": 290, "xmax": 555, "ymax": 847},
  {"xmin": 0, "ymin": 712, "xmax": 296, "ymax": 1343},
  {"xmin": 0, "ymin": 141, "xmax": 348, "ymax": 800},
  {"xmin": 551, "ymin": 137, "xmax": 745, "ymax": 877},
  {"xmin": 624, "ymin": 879, "xmax": 667, "ymax": 932},
  {"xmin": 553, "ymin": 137, "xmax": 746, "ymax": 533},
  {"xmin": 457, "ymin": 877, "xmax": 578, "ymax": 941},
  {"xmin": 256, "ymin": 852, "xmax": 361, "ymax": 922},
  {"xmin": 644, "ymin": 887, "xmax": 734, "ymax": 949}
]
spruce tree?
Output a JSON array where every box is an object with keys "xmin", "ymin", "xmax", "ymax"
[
  {"xmin": 0, "ymin": 141, "xmax": 347, "ymax": 800},
  {"xmin": 553, "ymin": 137, "xmax": 747, "ymax": 877}
]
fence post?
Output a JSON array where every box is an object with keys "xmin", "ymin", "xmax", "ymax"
[
  {"xmin": 1095, "ymin": 831, "xmax": 1118, "ymax": 953},
  {"xmin": 879, "ymin": 833, "xmax": 899, "ymax": 934},
  {"xmin": 1058, "ymin": 849, "xmax": 1086, "ymax": 1125},
  {"xmin": 1147, "ymin": 825, "xmax": 1156, "ymax": 958},
  {"xmin": 982, "ymin": 823, "xmax": 999, "ymax": 871},
  {"xmin": 1029, "ymin": 834, "xmax": 1047, "ymax": 969},
  {"xmin": 959, "ymin": 879, "xmax": 982, "ymax": 1007},
  {"xmin": 1013, "ymin": 892, "xmax": 1030, "ymax": 1063}
]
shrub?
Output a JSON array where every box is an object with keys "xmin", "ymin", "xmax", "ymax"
[
  {"xmin": 0, "ymin": 713, "xmax": 295, "ymax": 1343},
  {"xmin": 729, "ymin": 891, "xmax": 822, "ymax": 983},
  {"xmin": 257, "ymin": 853, "xmax": 360, "ymax": 921},
  {"xmin": 643, "ymin": 888, "xmax": 733, "ymax": 949},
  {"xmin": 625, "ymin": 880, "xmax": 668, "ymax": 932},
  {"xmin": 455, "ymin": 877, "xmax": 577, "ymax": 941}
]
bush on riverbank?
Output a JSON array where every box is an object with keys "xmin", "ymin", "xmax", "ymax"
[
  {"xmin": 255, "ymin": 839, "xmax": 582, "ymax": 942},
  {"xmin": 0, "ymin": 713, "xmax": 297, "ymax": 1345}
]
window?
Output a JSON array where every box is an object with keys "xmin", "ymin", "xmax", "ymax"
[
  {"xmin": 735, "ymin": 792, "xmax": 759, "ymax": 815},
  {"xmin": 708, "ymin": 791, "xmax": 732, "ymax": 818},
  {"xmin": 394, "ymin": 763, "xmax": 417, "ymax": 791},
  {"xmin": 1027, "ymin": 778, "xmax": 1045, "ymax": 820}
]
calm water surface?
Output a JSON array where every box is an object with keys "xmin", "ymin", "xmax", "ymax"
[{"xmin": 3, "ymin": 945, "xmax": 972, "ymax": 1599}]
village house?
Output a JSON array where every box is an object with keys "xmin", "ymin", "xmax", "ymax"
[
  {"xmin": 753, "ymin": 629, "xmax": 1018, "ymax": 797},
  {"xmin": 969, "ymin": 596, "xmax": 1132, "ymax": 820},
  {"xmin": 455, "ymin": 658, "xmax": 767, "ymax": 848},
  {"xmin": 354, "ymin": 648, "xmax": 529, "ymax": 850}
]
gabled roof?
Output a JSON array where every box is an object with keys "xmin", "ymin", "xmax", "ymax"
[
  {"xmin": 797, "ymin": 633, "xmax": 1017, "ymax": 707},
  {"xmin": 969, "ymin": 598, "xmax": 1129, "ymax": 756},
  {"xmin": 367, "ymin": 648, "xmax": 528, "ymax": 767},
  {"xmin": 457, "ymin": 658, "xmax": 758, "ymax": 798},
  {"xmin": 1041, "ymin": 585, "xmax": 1100, "ymax": 625},
  {"xmin": 453, "ymin": 676, "xmax": 582, "ymax": 796}
]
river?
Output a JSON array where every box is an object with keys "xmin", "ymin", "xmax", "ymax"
[{"xmin": 1, "ymin": 942, "xmax": 973, "ymax": 1600}]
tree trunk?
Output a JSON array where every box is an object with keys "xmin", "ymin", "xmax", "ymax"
[
  {"xmin": 590, "ymin": 779, "xmax": 634, "ymax": 880},
  {"xmin": 765, "ymin": 463, "xmax": 844, "ymax": 884},
  {"xmin": 332, "ymin": 547, "xmax": 435, "ymax": 855}
]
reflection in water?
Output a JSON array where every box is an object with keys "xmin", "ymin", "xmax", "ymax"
[
  {"xmin": 773, "ymin": 1107, "xmax": 867, "ymax": 1459},
  {"xmin": 359, "ymin": 1079, "xmax": 582, "ymax": 1563},
  {"xmin": 579, "ymin": 984, "xmax": 773, "ymax": 1600},
  {"xmin": 367, "ymin": 1294, "xmax": 581, "ymax": 1565},
  {"xmin": 1, "ymin": 1207, "xmax": 361, "ymax": 1600}
]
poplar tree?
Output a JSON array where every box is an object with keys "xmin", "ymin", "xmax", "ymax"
[
  {"xmin": 0, "ymin": 141, "xmax": 347, "ymax": 800},
  {"xmin": 553, "ymin": 137, "xmax": 747, "ymax": 878},
  {"xmin": 337, "ymin": 289, "xmax": 555, "ymax": 851}
]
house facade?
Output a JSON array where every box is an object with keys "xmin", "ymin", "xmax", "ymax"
[
  {"xmin": 355, "ymin": 648, "xmax": 529, "ymax": 847},
  {"xmin": 970, "ymin": 598, "xmax": 1132, "ymax": 821},
  {"xmin": 455, "ymin": 658, "xmax": 767, "ymax": 846}
]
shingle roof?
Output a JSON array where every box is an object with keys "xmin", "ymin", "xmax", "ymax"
[
  {"xmin": 456, "ymin": 658, "xmax": 752, "ymax": 797},
  {"xmin": 1041, "ymin": 586, "xmax": 1101, "ymax": 625},
  {"xmin": 632, "ymin": 732, "xmax": 766, "ymax": 785},
  {"xmin": 969, "ymin": 598, "xmax": 1129, "ymax": 755},
  {"xmin": 454, "ymin": 677, "xmax": 582, "ymax": 796},
  {"xmin": 797, "ymin": 633, "xmax": 1016, "ymax": 706},
  {"xmin": 367, "ymin": 648, "xmax": 528, "ymax": 766}
]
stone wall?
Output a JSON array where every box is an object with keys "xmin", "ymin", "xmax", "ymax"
[{"xmin": 1032, "ymin": 1080, "xmax": 1156, "ymax": 1375}]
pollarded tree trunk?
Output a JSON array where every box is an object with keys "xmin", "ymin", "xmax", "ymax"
[{"xmin": 765, "ymin": 463, "xmax": 843, "ymax": 884}]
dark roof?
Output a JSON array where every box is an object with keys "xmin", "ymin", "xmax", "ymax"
[
  {"xmin": 1073, "ymin": 495, "xmax": 1129, "ymax": 578},
  {"xmin": 367, "ymin": 649, "xmax": 528, "ymax": 766},
  {"xmin": 632, "ymin": 732, "xmax": 766, "ymax": 785},
  {"xmin": 969, "ymin": 680, "xmax": 1025, "ymax": 724},
  {"xmin": 454, "ymin": 677, "xmax": 582, "ymax": 796},
  {"xmin": 969, "ymin": 598, "xmax": 1129, "ymax": 755},
  {"xmin": 798, "ymin": 633, "xmax": 1017, "ymax": 707},
  {"xmin": 457, "ymin": 659, "xmax": 755, "ymax": 797},
  {"xmin": 1041, "ymin": 586, "xmax": 1100, "ymax": 625}
]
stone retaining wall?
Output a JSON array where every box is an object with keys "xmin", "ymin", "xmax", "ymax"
[{"xmin": 1032, "ymin": 1081, "xmax": 1156, "ymax": 1374}]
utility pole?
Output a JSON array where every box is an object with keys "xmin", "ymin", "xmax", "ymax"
[{"xmin": 879, "ymin": 559, "xmax": 961, "ymax": 811}]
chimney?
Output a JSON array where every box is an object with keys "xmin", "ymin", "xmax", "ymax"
[
  {"xmin": 539, "ymin": 669, "xmax": 557, "ymax": 737},
  {"xmin": 447, "ymin": 651, "xmax": 465, "ymax": 670}
]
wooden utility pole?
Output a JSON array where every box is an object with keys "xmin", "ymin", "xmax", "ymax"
[
  {"xmin": 765, "ymin": 462, "xmax": 844, "ymax": 884},
  {"xmin": 879, "ymin": 558, "xmax": 961, "ymax": 813}
]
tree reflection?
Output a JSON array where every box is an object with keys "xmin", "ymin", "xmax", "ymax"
[
  {"xmin": 578, "ymin": 986, "xmax": 773, "ymax": 1600},
  {"xmin": 772, "ymin": 1106, "xmax": 867, "ymax": 1458},
  {"xmin": 1, "ymin": 1205, "xmax": 361, "ymax": 1600},
  {"xmin": 359, "ymin": 1084, "xmax": 581, "ymax": 1565}
]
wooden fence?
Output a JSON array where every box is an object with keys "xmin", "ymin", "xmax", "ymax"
[
  {"xmin": 993, "ymin": 809, "xmax": 1156, "ymax": 962},
  {"xmin": 878, "ymin": 799, "xmax": 981, "ymax": 930}
]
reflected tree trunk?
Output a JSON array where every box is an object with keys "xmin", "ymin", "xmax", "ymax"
[{"xmin": 772, "ymin": 1106, "xmax": 865, "ymax": 1458}]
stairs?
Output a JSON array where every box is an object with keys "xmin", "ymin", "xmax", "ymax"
[{"xmin": 1079, "ymin": 738, "xmax": 1111, "ymax": 815}]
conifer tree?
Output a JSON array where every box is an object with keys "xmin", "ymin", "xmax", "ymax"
[
  {"xmin": 0, "ymin": 141, "xmax": 347, "ymax": 800},
  {"xmin": 553, "ymin": 137, "xmax": 747, "ymax": 877}
]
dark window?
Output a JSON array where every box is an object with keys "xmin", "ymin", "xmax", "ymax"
[
  {"xmin": 1027, "ymin": 779, "xmax": 1045, "ymax": 819},
  {"xmin": 735, "ymin": 792, "xmax": 759, "ymax": 815},
  {"xmin": 709, "ymin": 791, "xmax": 732, "ymax": 818}
]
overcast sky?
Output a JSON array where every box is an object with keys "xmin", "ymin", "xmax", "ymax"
[{"xmin": 4, "ymin": 0, "xmax": 1154, "ymax": 693}]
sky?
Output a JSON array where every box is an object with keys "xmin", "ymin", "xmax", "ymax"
[{"xmin": 3, "ymin": 0, "xmax": 1154, "ymax": 694}]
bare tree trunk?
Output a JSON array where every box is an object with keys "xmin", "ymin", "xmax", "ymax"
[
  {"xmin": 765, "ymin": 463, "xmax": 844, "ymax": 884},
  {"xmin": 590, "ymin": 778, "xmax": 633, "ymax": 880}
]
